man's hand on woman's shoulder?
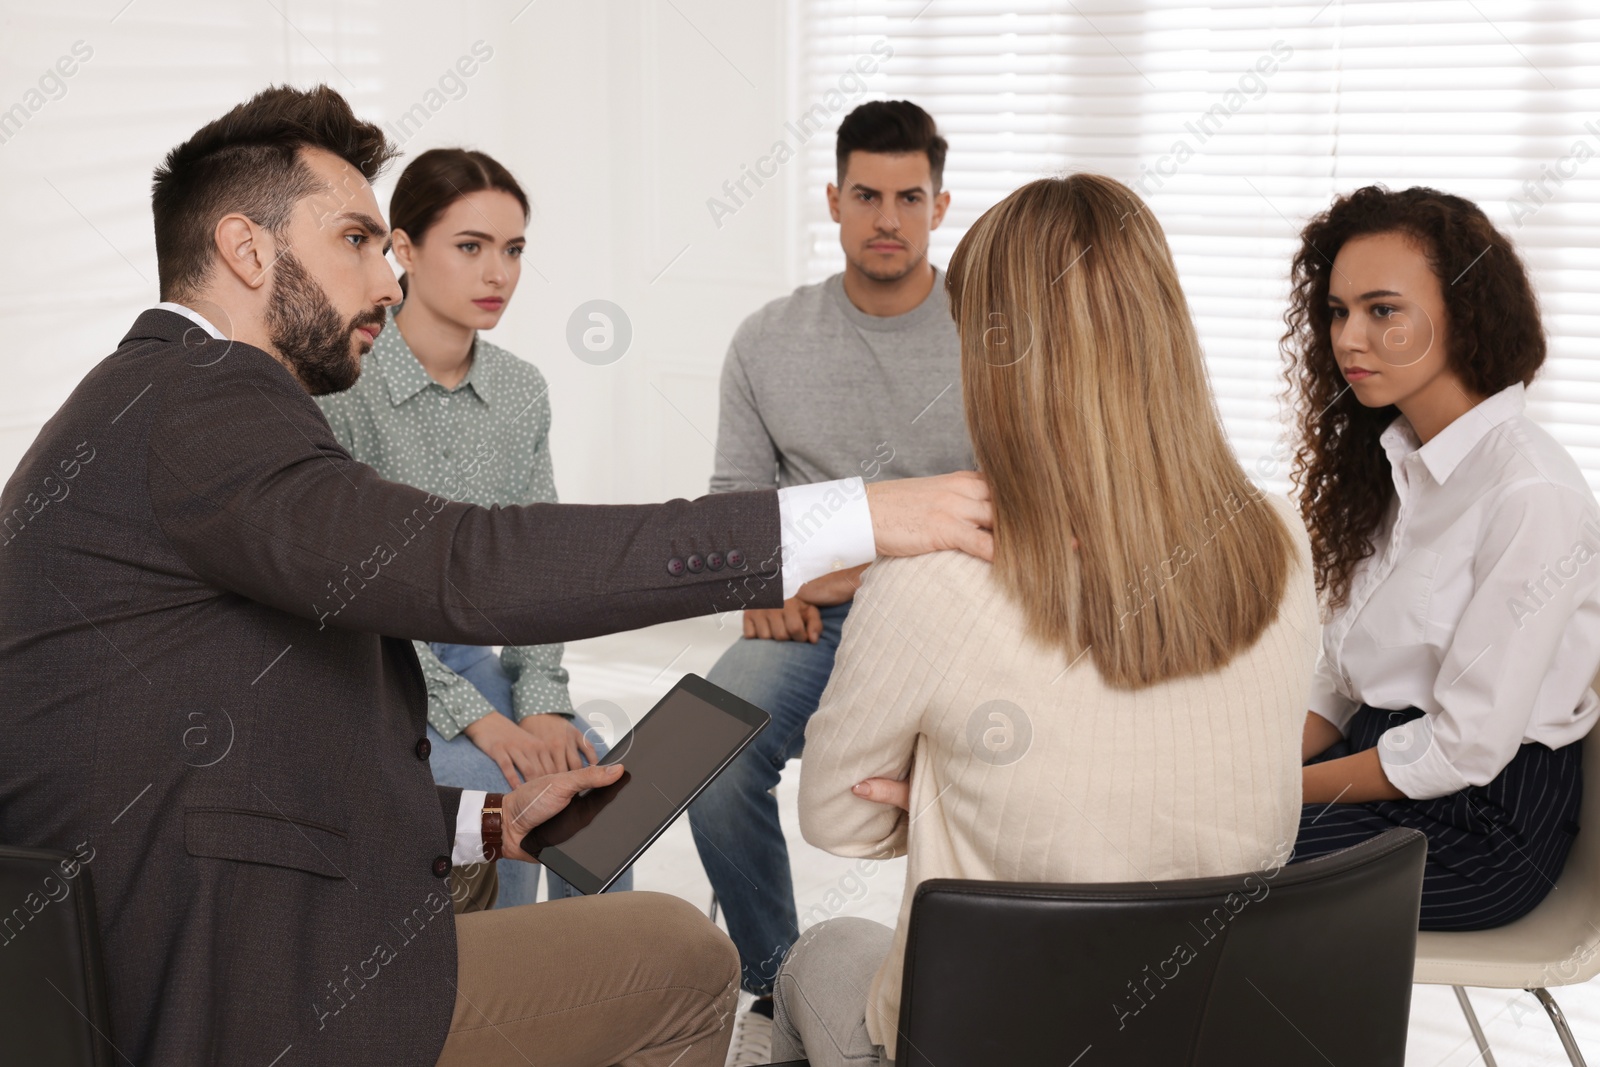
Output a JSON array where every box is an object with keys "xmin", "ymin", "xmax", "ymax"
[{"xmin": 866, "ymin": 471, "xmax": 993, "ymax": 563}]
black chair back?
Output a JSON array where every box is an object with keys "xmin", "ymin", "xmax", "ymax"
[
  {"xmin": 0, "ymin": 844, "xmax": 116, "ymax": 1067},
  {"xmin": 892, "ymin": 828, "xmax": 1425, "ymax": 1066}
]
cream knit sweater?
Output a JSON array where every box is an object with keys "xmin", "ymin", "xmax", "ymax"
[{"xmin": 797, "ymin": 492, "xmax": 1318, "ymax": 1059}]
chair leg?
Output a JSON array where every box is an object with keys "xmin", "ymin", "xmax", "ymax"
[
  {"xmin": 1453, "ymin": 986, "xmax": 1499, "ymax": 1067},
  {"xmin": 1529, "ymin": 988, "xmax": 1589, "ymax": 1067}
]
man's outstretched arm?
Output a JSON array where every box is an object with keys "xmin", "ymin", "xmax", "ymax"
[{"xmin": 148, "ymin": 347, "xmax": 991, "ymax": 648}]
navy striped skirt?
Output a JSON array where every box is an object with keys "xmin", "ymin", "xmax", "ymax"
[{"xmin": 1292, "ymin": 706, "xmax": 1583, "ymax": 930}]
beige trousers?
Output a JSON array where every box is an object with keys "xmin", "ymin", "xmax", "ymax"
[{"xmin": 436, "ymin": 862, "xmax": 739, "ymax": 1067}]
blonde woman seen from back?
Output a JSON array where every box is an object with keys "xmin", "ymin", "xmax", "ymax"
[{"xmin": 770, "ymin": 174, "xmax": 1319, "ymax": 1066}]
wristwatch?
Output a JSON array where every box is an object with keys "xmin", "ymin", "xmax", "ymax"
[{"xmin": 481, "ymin": 792, "xmax": 504, "ymax": 863}]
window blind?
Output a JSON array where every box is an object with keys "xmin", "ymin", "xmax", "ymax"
[{"xmin": 795, "ymin": 0, "xmax": 1600, "ymax": 491}]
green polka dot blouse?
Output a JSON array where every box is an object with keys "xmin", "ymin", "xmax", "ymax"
[{"xmin": 315, "ymin": 306, "xmax": 574, "ymax": 739}]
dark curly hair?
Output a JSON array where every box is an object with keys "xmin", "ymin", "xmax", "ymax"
[{"xmin": 1283, "ymin": 185, "xmax": 1546, "ymax": 614}]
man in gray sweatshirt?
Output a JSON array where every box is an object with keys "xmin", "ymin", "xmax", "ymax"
[{"xmin": 689, "ymin": 100, "xmax": 975, "ymax": 1065}]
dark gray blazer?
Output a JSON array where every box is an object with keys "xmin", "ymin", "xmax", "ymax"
[{"xmin": 0, "ymin": 310, "xmax": 783, "ymax": 1065}]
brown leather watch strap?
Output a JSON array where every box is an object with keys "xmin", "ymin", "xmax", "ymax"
[{"xmin": 481, "ymin": 792, "xmax": 505, "ymax": 863}]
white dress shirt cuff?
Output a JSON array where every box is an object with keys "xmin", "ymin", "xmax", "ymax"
[
  {"xmin": 1374, "ymin": 717, "xmax": 1472, "ymax": 800},
  {"xmin": 775, "ymin": 477, "xmax": 876, "ymax": 600},
  {"xmin": 451, "ymin": 789, "xmax": 489, "ymax": 866}
]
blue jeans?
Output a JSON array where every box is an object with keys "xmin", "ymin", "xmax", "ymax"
[
  {"xmin": 687, "ymin": 602, "xmax": 852, "ymax": 996},
  {"xmin": 426, "ymin": 642, "xmax": 633, "ymax": 905}
]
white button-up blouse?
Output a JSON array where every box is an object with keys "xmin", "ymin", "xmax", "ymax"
[{"xmin": 1309, "ymin": 382, "xmax": 1600, "ymax": 799}]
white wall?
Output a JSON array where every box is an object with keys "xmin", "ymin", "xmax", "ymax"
[
  {"xmin": 601, "ymin": 0, "xmax": 797, "ymax": 504},
  {"xmin": 0, "ymin": 0, "xmax": 799, "ymax": 506}
]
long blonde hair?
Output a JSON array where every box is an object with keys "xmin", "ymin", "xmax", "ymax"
[{"xmin": 946, "ymin": 174, "xmax": 1293, "ymax": 688}]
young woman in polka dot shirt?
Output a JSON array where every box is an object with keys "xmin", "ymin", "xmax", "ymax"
[{"xmin": 317, "ymin": 148, "xmax": 630, "ymax": 905}]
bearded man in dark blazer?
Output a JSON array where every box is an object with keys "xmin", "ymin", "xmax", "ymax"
[{"xmin": 0, "ymin": 85, "xmax": 993, "ymax": 1067}]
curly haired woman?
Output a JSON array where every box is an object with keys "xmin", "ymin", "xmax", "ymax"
[{"xmin": 1286, "ymin": 184, "xmax": 1600, "ymax": 928}]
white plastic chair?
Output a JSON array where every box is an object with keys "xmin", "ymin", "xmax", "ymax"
[{"xmin": 1412, "ymin": 678, "xmax": 1600, "ymax": 1067}]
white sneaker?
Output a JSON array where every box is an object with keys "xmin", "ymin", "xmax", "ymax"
[{"xmin": 723, "ymin": 1006, "xmax": 775, "ymax": 1067}]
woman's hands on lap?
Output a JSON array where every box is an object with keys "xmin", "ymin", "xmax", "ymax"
[{"xmin": 463, "ymin": 710, "xmax": 599, "ymax": 789}]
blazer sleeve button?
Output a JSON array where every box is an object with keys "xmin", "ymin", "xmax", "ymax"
[
  {"xmin": 432, "ymin": 855, "xmax": 452, "ymax": 878},
  {"xmin": 726, "ymin": 548, "xmax": 744, "ymax": 569},
  {"xmin": 686, "ymin": 553, "xmax": 705, "ymax": 574},
  {"xmin": 706, "ymin": 551, "xmax": 725, "ymax": 571},
  {"xmin": 666, "ymin": 557, "xmax": 686, "ymax": 577}
]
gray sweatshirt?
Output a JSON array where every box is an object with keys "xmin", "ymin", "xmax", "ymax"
[{"xmin": 709, "ymin": 269, "xmax": 975, "ymax": 494}]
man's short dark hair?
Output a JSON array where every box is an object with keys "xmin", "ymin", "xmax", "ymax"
[
  {"xmin": 834, "ymin": 100, "xmax": 947, "ymax": 191},
  {"xmin": 151, "ymin": 84, "xmax": 397, "ymax": 301}
]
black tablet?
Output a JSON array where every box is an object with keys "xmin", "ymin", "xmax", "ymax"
[{"xmin": 523, "ymin": 673, "xmax": 769, "ymax": 895}]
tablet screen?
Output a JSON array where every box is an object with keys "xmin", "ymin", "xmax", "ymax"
[{"xmin": 525, "ymin": 675, "xmax": 767, "ymax": 893}]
